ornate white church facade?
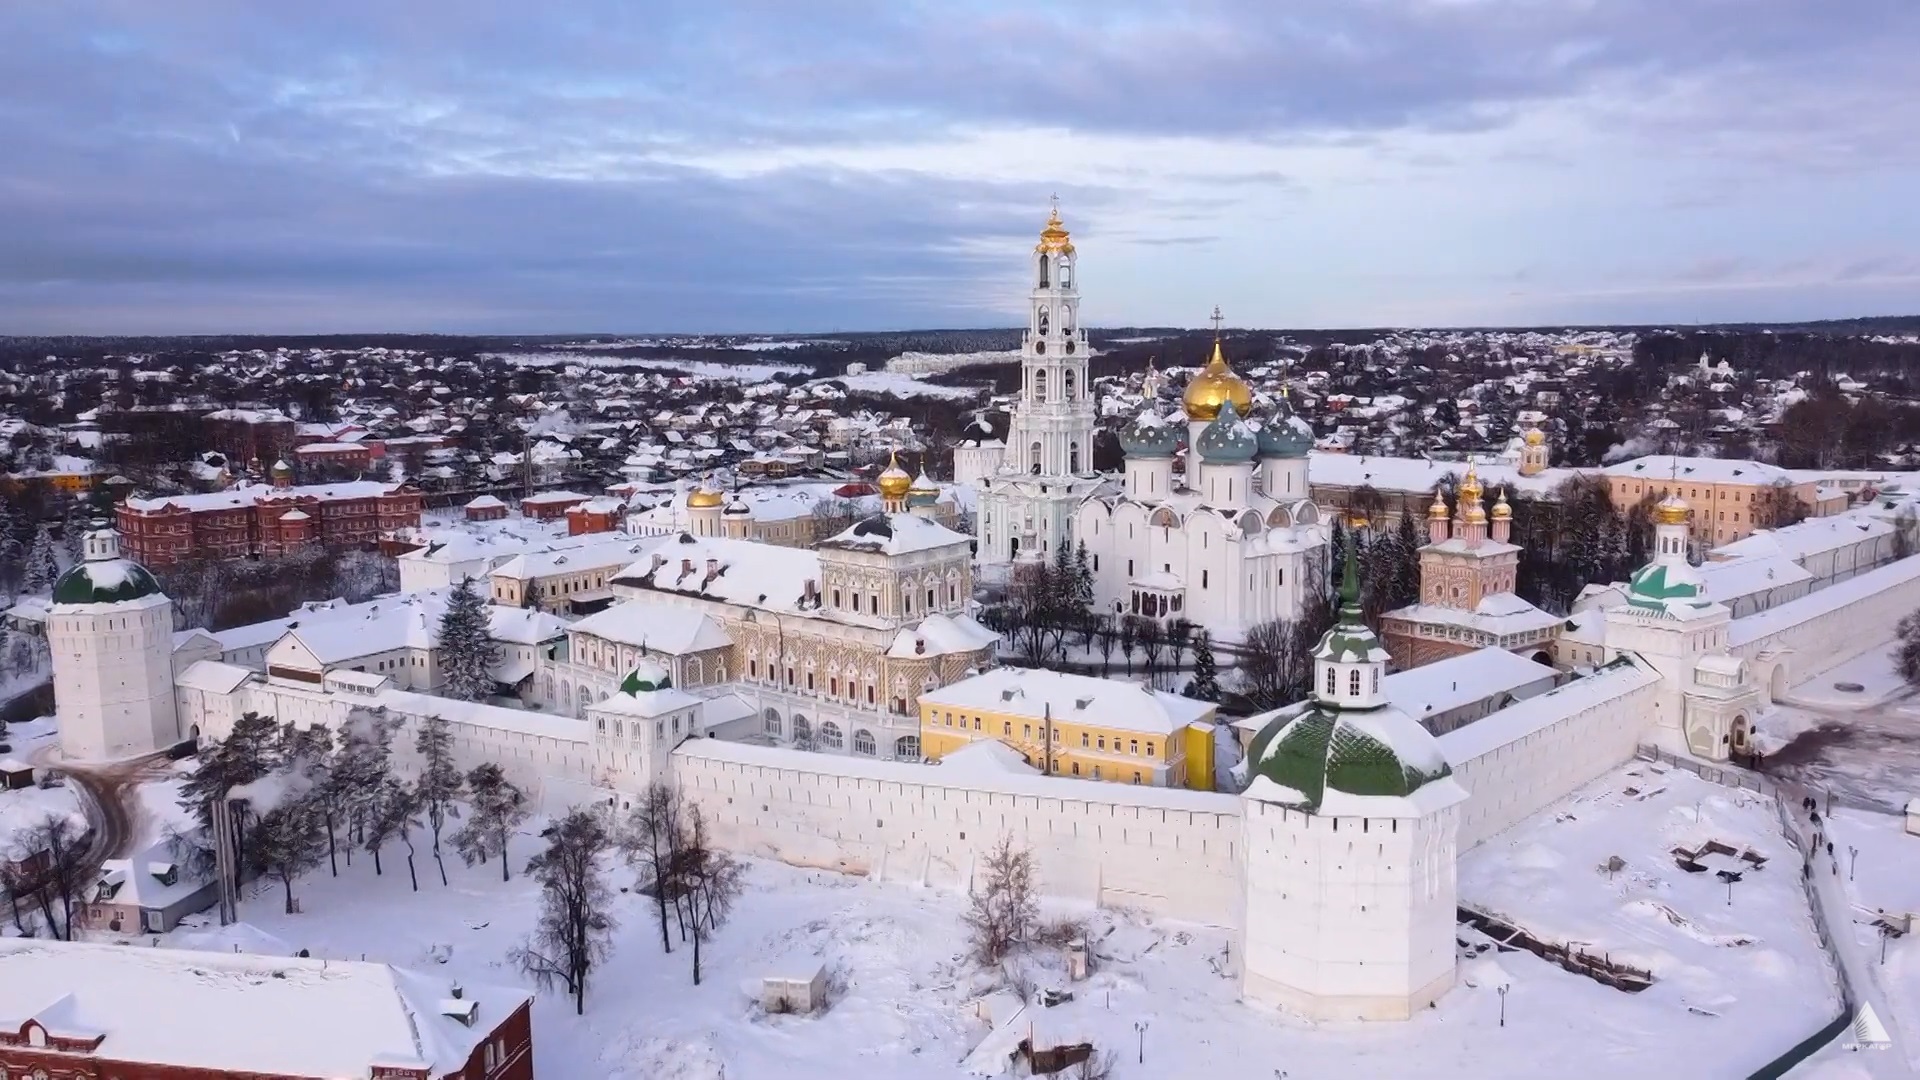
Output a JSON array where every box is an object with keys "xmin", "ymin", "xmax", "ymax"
[{"xmin": 1073, "ymin": 347, "xmax": 1329, "ymax": 642}]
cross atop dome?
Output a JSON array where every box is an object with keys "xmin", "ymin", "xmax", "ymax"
[{"xmin": 1210, "ymin": 305, "xmax": 1225, "ymax": 336}]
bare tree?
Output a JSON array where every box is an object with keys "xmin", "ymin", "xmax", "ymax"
[
  {"xmin": 964, "ymin": 835, "xmax": 1039, "ymax": 965},
  {"xmin": 678, "ymin": 804, "xmax": 744, "ymax": 986},
  {"xmin": 619, "ymin": 782, "xmax": 685, "ymax": 955},
  {"xmin": 4, "ymin": 813, "xmax": 89, "ymax": 939},
  {"xmin": 513, "ymin": 808, "xmax": 617, "ymax": 1015}
]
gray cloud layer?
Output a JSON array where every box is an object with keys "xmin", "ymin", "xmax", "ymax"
[{"xmin": 1, "ymin": 1, "xmax": 1914, "ymax": 332}]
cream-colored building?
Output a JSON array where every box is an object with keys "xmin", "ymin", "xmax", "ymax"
[{"xmin": 486, "ymin": 535, "xmax": 662, "ymax": 613}]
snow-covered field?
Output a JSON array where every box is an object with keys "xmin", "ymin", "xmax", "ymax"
[
  {"xmin": 487, "ymin": 351, "xmax": 810, "ymax": 381},
  {"xmin": 88, "ymin": 760, "xmax": 1846, "ymax": 1079},
  {"xmin": 816, "ymin": 371, "xmax": 986, "ymax": 401},
  {"xmin": 1822, "ymin": 805, "xmax": 1920, "ymax": 1071}
]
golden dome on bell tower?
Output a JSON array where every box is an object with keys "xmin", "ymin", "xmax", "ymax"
[
  {"xmin": 1035, "ymin": 199, "xmax": 1074, "ymax": 255},
  {"xmin": 1458, "ymin": 464, "xmax": 1488, "ymax": 522},
  {"xmin": 1183, "ymin": 338, "xmax": 1253, "ymax": 423},
  {"xmin": 686, "ymin": 486, "xmax": 723, "ymax": 509}
]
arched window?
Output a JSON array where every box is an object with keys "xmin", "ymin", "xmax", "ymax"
[
  {"xmin": 1323, "ymin": 668, "xmax": 1335, "ymax": 695},
  {"xmin": 792, "ymin": 716, "xmax": 812, "ymax": 745},
  {"xmin": 763, "ymin": 707, "xmax": 782, "ymax": 736},
  {"xmin": 1030, "ymin": 442, "xmax": 1043, "ymax": 474},
  {"xmin": 1032, "ymin": 369, "xmax": 1048, "ymax": 402},
  {"xmin": 853, "ymin": 729, "xmax": 876, "ymax": 756},
  {"xmin": 1037, "ymin": 305, "xmax": 1050, "ymax": 337},
  {"xmin": 1064, "ymin": 370, "xmax": 1076, "ymax": 399},
  {"xmin": 579, "ymin": 685, "xmax": 593, "ymax": 714},
  {"xmin": 1059, "ymin": 257, "xmax": 1071, "ymax": 288},
  {"xmin": 1068, "ymin": 442, "xmax": 1081, "ymax": 473},
  {"xmin": 895, "ymin": 735, "xmax": 920, "ymax": 761},
  {"xmin": 1348, "ymin": 669, "xmax": 1362, "ymax": 697},
  {"xmin": 820, "ymin": 721, "xmax": 844, "ymax": 750},
  {"xmin": 1063, "ymin": 302, "xmax": 1074, "ymax": 330},
  {"xmin": 1038, "ymin": 255, "xmax": 1050, "ymax": 289}
]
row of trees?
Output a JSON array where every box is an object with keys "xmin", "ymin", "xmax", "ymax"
[{"xmin": 175, "ymin": 709, "xmax": 531, "ymax": 914}]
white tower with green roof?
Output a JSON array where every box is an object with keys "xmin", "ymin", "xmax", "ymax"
[
  {"xmin": 1238, "ymin": 548, "xmax": 1469, "ymax": 1019},
  {"xmin": 48, "ymin": 521, "xmax": 182, "ymax": 761}
]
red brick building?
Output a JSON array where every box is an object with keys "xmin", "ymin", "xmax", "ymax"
[
  {"xmin": 116, "ymin": 478, "xmax": 423, "ymax": 566},
  {"xmin": 520, "ymin": 490, "xmax": 592, "ymax": 522},
  {"xmin": 0, "ymin": 938, "xmax": 535, "ymax": 1079},
  {"xmin": 564, "ymin": 496, "xmax": 625, "ymax": 536},
  {"xmin": 293, "ymin": 441, "xmax": 375, "ymax": 474}
]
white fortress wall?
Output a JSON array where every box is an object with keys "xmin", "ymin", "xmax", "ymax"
[
  {"xmin": 672, "ymin": 739, "xmax": 1245, "ymax": 927},
  {"xmin": 1438, "ymin": 660, "xmax": 1662, "ymax": 851},
  {"xmin": 1729, "ymin": 552, "xmax": 1920, "ymax": 691}
]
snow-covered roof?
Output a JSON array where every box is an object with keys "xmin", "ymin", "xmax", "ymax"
[
  {"xmin": 124, "ymin": 480, "xmax": 407, "ymax": 514},
  {"xmin": 1730, "ymin": 553, "xmax": 1920, "ymax": 648},
  {"xmin": 1710, "ymin": 512, "xmax": 1892, "ymax": 564},
  {"xmin": 568, "ymin": 601, "xmax": 733, "ymax": 653},
  {"xmin": 174, "ymin": 659, "xmax": 254, "ymax": 695},
  {"xmin": 1696, "ymin": 555, "xmax": 1813, "ymax": 602},
  {"xmin": 918, "ymin": 667, "xmax": 1215, "ymax": 735},
  {"xmin": 818, "ymin": 513, "xmax": 971, "ymax": 557},
  {"xmin": 885, "ymin": 613, "xmax": 998, "ymax": 659},
  {"xmin": 1307, "ymin": 451, "xmax": 1574, "ymax": 496},
  {"xmin": 263, "ymin": 591, "xmax": 567, "ymax": 665},
  {"xmin": 1381, "ymin": 648, "xmax": 1559, "ymax": 721},
  {"xmin": 489, "ymin": 535, "xmax": 664, "ymax": 580},
  {"xmin": 1601, "ymin": 455, "xmax": 1791, "ymax": 486},
  {"xmin": 0, "ymin": 939, "xmax": 528, "ymax": 1078},
  {"xmin": 611, "ymin": 534, "xmax": 825, "ymax": 616}
]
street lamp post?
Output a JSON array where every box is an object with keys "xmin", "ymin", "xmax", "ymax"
[
  {"xmin": 1849, "ymin": 845, "xmax": 1859, "ymax": 882},
  {"xmin": 1497, "ymin": 984, "xmax": 1509, "ymax": 1027},
  {"xmin": 1135, "ymin": 1021, "xmax": 1149, "ymax": 1064}
]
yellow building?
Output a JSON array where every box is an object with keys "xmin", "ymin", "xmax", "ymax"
[{"xmin": 917, "ymin": 667, "xmax": 1216, "ymax": 790}]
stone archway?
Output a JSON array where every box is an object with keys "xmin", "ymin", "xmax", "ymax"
[
  {"xmin": 1768, "ymin": 662, "xmax": 1789, "ymax": 702},
  {"xmin": 1730, "ymin": 713, "xmax": 1752, "ymax": 756}
]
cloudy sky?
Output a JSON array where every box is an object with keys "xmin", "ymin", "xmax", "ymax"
[{"xmin": 3, "ymin": 1, "xmax": 1916, "ymax": 334}]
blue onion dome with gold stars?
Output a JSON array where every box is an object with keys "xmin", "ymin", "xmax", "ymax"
[
  {"xmin": 1196, "ymin": 399, "xmax": 1259, "ymax": 464},
  {"xmin": 1119, "ymin": 409, "xmax": 1181, "ymax": 459},
  {"xmin": 1257, "ymin": 395, "xmax": 1313, "ymax": 459}
]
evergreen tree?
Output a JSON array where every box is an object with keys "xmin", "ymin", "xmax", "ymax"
[
  {"xmin": 437, "ymin": 577, "xmax": 499, "ymax": 702},
  {"xmin": 177, "ymin": 712, "xmax": 282, "ymax": 894},
  {"xmin": 453, "ymin": 763, "xmax": 530, "ymax": 883},
  {"xmin": 413, "ymin": 715, "xmax": 465, "ymax": 886},
  {"xmin": 246, "ymin": 794, "xmax": 328, "ymax": 915},
  {"xmin": 60, "ymin": 500, "xmax": 88, "ymax": 564},
  {"xmin": 332, "ymin": 707, "xmax": 400, "ymax": 865},
  {"xmin": 1394, "ymin": 512, "xmax": 1424, "ymax": 608},
  {"xmin": 1186, "ymin": 630, "xmax": 1220, "ymax": 702},
  {"xmin": 1898, "ymin": 610, "xmax": 1920, "ymax": 687},
  {"xmin": 22, "ymin": 525, "xmax": 59, "ymax": 594},
  {"xmin": 1071, "ymin": 541, "xmax": 1095, "ymax": 611},
  {"xmin": 365, "ymin": 776, "xmax": 422, "ymax": 889},
  {"xmin": 0, "ymin": 496, "xmax": 21, "ymax": 597}
]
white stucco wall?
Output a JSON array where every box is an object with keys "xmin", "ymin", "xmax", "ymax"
[
  {"xmin": 1440, "ymin": 662, "xmax": 1663, "ymax": 851},
  {"xmin": 673, "ymin": 739, "xmax": 1244, "ymax": 926},
  {"xmin": 1730, "ymin": 553, "xmax": 1920, "ymax": 693}
]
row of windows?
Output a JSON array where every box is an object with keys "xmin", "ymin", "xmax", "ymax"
[
  {"xmin": 931, "ymin": 711, "xmax": 1159, "ymax": 758},
  {"xmin": 747, "ymin": 660, "xmax": 881, "ymax": 707}
]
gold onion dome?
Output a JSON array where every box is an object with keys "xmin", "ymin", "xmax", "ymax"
[
  {"xmin": 1459, "ymin": 465, "xmax": 1488, "ymax": 521},
  {"xmin": 1036, "ymin": 206, "xmax": 1074, "ymax": 254},
  {"xmin": 1428, "ymin": 490, "xmax": 1451, "ymax": 519},
  {"xmin": 1655, "ymin": 494, "xmax": 1692, "ymax": 526},
  {"xmin": 877, "ymin": 450, "xmax": 913, "ymax": 500},
  {"xmin": 1523, "ymin": 427, "xmax": 1547, "ymax": 447},
  {"xmin": 1491, "ymin": 488, "xmax": 1513, "ymax": 520},
  {"xmin": 686, "ymin": 486, "xmax": 724, "ymax": 509},
  {"xmin": 1182, "ymin": 339, "xmax": 1254, "ymax": 422}
]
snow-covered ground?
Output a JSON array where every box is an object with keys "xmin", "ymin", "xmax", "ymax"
[
  {"xmin": 1758, "ymin": 644, "xmax": 1920, "ymax": 814},
  {"xmin": 816, "ymin": 371, "xmax": 985, "ymax": 401},
  {"xmin": 100, "ymin": 759, "xmax": 1846, "ymax": 1079},
  {"xmin": 487, "ymin": 351, "xmax": 811, "ymax": 382},
  {"xmin": 1821, "ymin": 805, "xmax": 1920, "ymax": 1071}
]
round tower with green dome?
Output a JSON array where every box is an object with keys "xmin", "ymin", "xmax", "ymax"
[
  {"xmin": 1237, "ymin": 545, "xmax": 1469, "ymax": 1020},
  {"xmin": 48, "ymin": 520, "xmax": 182, "ymax": 761}
]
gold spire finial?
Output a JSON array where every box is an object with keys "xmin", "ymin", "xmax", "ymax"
[{"xmin": 1210, "ymin": 305, "xmax": 1225, "ymax": 337}]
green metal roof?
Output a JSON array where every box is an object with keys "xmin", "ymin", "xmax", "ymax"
[
  {"xmin": 51, "ymin": 559, "xmax": 164, "ymax": 606},
  {"xmin": 1245, "ymin": 705, "xmax": 1453, "ymax": 810}
]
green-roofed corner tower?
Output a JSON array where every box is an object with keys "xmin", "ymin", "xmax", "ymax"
[
  {"xmin": 49, "ymin": 520, "xmax": 184, "ymax": 761},
  {"xmin": 1237, "ymin": 543, "xmax": 1470, "ymax": 1021}
]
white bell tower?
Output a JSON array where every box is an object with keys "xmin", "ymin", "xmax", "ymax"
[{"xmin": 977, "ymin": 198, "xmax": 1104, "ymax": 565}]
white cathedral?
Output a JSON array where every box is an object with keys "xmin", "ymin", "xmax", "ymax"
[{"xmin": 971, "ymin": 204, "xmax": 1330, "ymax": 642}]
